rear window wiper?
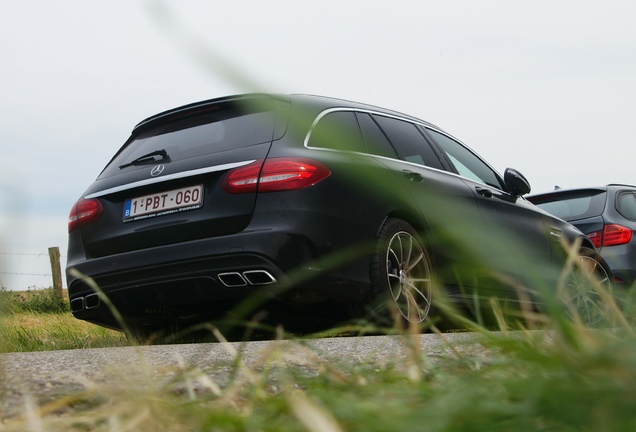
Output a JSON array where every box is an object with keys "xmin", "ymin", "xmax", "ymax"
[{"xmin": 119, "ymin": 149, "xmax": 169, "ymax": 169}]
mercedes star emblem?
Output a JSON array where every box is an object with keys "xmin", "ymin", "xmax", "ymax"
[{"xmin": 150, "ymin": 164, "xmax": 165, "ymax": 176}]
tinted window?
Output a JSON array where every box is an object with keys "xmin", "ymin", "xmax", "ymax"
[
  {"xmin": 372, "ymin": 115, "xmax": 443, "ymax": 169},
  {"xmin": 617, "ymin": 192, "xmax": 636, "ymax": 221},
  {"xmin": 308, "ymin": 111, "xmax": 366, "ymax": 153},
  {"xmin": 355, "ymin": 113, "xmax": 398, "ymax": 158},
  {"xmin": 533, "ymin": 191, "xmax": 607, "ymax": 221},
  {"xmin": 426, "ymin": 129, "xmax": 504, "ymax": 189},
  {"xmin": 102, "ymin": 101, "xmax": 276, "ymax": 177}
]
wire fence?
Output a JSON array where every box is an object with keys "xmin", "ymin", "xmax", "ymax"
[
  {"xmin": 0, "ymin": 252, "xmax": 61, "ymax": 277},
  {"xmin": 0, "ymin": 249, "xmax": 65, "ymax": 290}
]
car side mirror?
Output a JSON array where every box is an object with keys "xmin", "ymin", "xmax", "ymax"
[{"xmin": 504, "ymin": 168, "xmax": 531, "ymax": 197}]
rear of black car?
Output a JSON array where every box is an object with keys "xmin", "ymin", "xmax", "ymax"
[
  {"xmin": 66, "ymin": 94, "xmax": 386, "ymax": 331},
  {"xmin": 68, "ymin": 95, "xmax": 281, "ymax": 329}
]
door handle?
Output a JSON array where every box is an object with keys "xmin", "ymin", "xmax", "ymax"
[
  {"xmin": 402, "ymin": 170, "xmax": 423, "ymax": 182},
  {"xmin": 476, "ymin": 187, "xmax": 493, "ymax": 198}
]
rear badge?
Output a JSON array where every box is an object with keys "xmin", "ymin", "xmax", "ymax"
[{"xmin": 150, "ymin": 164, "xmax": 165, "ymax": 176}]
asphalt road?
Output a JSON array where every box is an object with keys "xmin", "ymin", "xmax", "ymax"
[{"xmin": 0, "ymin": 331, "xmax": 490, "ymax": 419}]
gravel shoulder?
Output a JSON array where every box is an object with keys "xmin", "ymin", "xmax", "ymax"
[{"xmin": 1, "ymin": 331, "xmax": 491, "ymax": 419}]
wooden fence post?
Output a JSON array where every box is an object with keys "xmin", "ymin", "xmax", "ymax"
[{"xmin": 48, "ymin": 247, "xmax": 63, "ymax": 299}]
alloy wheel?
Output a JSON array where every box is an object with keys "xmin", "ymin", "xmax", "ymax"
[
  {"xmin": 563, "ymin": 254, "xmax": 612, "ymax": 325},
  {"xmin": 385, "ymin": 230, "xmax": 433, "ymax": 323}
]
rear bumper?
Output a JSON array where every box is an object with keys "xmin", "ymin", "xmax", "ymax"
[
  {"xmin": 66, "ymin": 180, "xmax": 387, "ymax": 328},
  {"xmin": 67, "ymin": 226, "xmax": 374, "ymax": 326}
]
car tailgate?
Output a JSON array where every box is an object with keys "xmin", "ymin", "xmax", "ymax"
[{"xmin": 76, "ymin": 95, "xmax": 289, "ymax": 258}]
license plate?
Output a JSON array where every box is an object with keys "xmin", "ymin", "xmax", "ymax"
[{"xmin": 123, "ymin": 185, "xmax": 204, "ymax": 222}]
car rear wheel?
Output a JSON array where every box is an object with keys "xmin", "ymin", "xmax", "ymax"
[
  {"xmin": 367, "ymin": 218, "xmax": 433, "ymax": 327},
  {"xmin": 561, "ymin": 248, "xmax": 613, "ymax": 326}
]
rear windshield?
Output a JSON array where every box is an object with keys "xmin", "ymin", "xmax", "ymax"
[
  {"xmin": 100, "ymin": 99, "xmax": 277, "ymax": 177},
  {"xmin": 533, "ymin": 191, "xmax": 607, "ymax": 221}
]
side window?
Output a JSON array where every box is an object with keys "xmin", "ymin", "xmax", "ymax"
[
  {"xmin": 307, "ymin": 111, "xmax": 366, "ymax": 153},
  {"xmin": 426, "ymin": 128, "xmax": 505, "ymax": 189},
  {"xmin": 617, "ymin": 192, "xmax": 636, "ymax": 221},
  {"xmin": 372, "ymin": 115, "xmax": 444, "ymax": 169},
  {"xmin": 355, "ymin": 112, "xmax": 398, "ymax": 158}
]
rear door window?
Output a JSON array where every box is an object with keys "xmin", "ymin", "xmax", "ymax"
[
  {"xmin": 355, "ymin": 113, "xmax": 398, "ymax": 158},
  {"xmin": 307, "ymin": 111, "xmax": 366, "ymax": 153},
  {"xmin": 372, "ymin": 115, "xmax": 444, "ymax": 169}
]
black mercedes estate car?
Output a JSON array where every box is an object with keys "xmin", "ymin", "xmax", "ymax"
[{"xmin": 67, "ymin": 94, "xmax": 611, "ymax": 336}]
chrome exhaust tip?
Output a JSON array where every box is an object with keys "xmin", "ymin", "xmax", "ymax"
[
  {"xmin": 85, "ymin": 293, "xmax": 101, "ymax": 309},
  {"xmin": 243, "ymin": 270, "xmax": 276, "ymax": 285},
  {"xmin": 217, "ymin": 272, "xmax": 248, "ymax": 287},
  {"xmin": 70, "ymin": 297, "xmax": 84, "ymax": 313}
]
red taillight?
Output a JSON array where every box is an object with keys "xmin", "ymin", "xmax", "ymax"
[
  {"xmin": 587, "ymin": 224, "xmax": 632, "ymax": 248},
  {"xmin": 603, "ymin": 224, "xmax": 632, "ymax": 246},
  {"xmin": 68, "ymin": 198, "xmax": 104, "ymax": 232},
  {"xmin": 222, "ymin": 158, "xmax": 331, "ymax": 194}
]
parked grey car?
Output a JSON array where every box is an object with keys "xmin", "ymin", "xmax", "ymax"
[{"xmin": 529, "ymin": 184, "xmax": 636, "ymax": 289}]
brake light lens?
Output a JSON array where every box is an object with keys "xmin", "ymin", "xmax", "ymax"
[
  {"xmin": 223, "ymin": 158, "xmax": 331, "ymax": 194},
  {"xmin": 587, "ymin": 224, "xmax": 632, "ymax": 248},
  {"xmin": 68, "ymin": 198, "xmax": 104, "ymax": 232},
  {"xmin": 603, "ymin": 224, "xmax": 633, "ymax": 246}
]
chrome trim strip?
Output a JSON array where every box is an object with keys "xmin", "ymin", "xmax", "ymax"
[
  {"xmin": 303, "ymin": 107, "xmax": 437, "ymax": 148},
  {"xmin": 84, "ymin": 160, "xmax": 256, "ymax": 199}
]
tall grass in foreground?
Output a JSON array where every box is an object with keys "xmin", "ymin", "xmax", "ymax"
[{"xmin": 2, "ymin": 287, "xmax": 636, "ymax": 430}]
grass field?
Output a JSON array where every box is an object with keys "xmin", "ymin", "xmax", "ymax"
[
  {"xmin": 2, "ymin": 286, "xmax": 636, "ymax": 431},
  {"xmin": 0, "ymin": 288, "xmax": 128, "ymax": 353}
]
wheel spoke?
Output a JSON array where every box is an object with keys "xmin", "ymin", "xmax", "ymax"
[
  {"xmin": 403, "ymin": 289, "xmax": 423, "ymax": 321},
  {"xmin": 395, "ymin": 236, "xmax": 404, "ymax": 264},
  {"xmin": 405, "ymin": 281, "xmax": 428, "ymax": 301},
  {"xmin": 388, "ymin": 273, "xmax": 401, "ymax": 281},
  {"xmin": 388, "ymin": 248, "xmax": 399, "ymax": 267},
  {"xmin": 405, "ymin": 252, "xmax": 424, "ymax": 273},
  {"xmin": 403, "ymin": 235, "xmax": 413, "ymax": 266}
]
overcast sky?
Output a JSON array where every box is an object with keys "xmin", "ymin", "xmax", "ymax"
[{"xmin": 1, "ymin": 1, "xmax": 635, "ymax": 290}]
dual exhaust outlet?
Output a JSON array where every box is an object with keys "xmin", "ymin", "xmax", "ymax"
[
  {"xmin": 217, "ymin": 270, "xmax": 276, "ymax": 287},
  {"xmin": 69, "ymin": 270, "xmax": 277, "ymax": 313},
  {"xmin": 70, "ymin": 293, "xmax": 100, "ymax": 313}
]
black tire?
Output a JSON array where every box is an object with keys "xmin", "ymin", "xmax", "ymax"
[
  {"xmin": 560, "ymin": 247, "xmax": 613, "ymax": 326},
  {"xmin": 366, "ymin": 218, "xmax": 434, "ymax": 327}
]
